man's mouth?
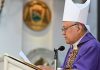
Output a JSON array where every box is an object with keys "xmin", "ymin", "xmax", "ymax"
[{"xmin": 64, "ymin": 37, "xmax": 67, "ymax": 39}]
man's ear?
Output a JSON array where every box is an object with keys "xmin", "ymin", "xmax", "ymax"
[
  {"xmin": 74, "ymin": 24, "xmax": 79, "ymax": 31},
  {"xmin": 77, "ymin": 24, "xmax": 82, "ymax": 32}
]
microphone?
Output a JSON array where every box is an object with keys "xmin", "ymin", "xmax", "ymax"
[
  {"xmin": 54, "ymin": 46, "xmax": 65, "ymax": 70},
  {"xmin": 58, "ymin": 46, "xmax": 65, "ymax": 51}
]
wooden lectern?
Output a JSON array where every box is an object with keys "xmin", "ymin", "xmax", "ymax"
[{"xmin": 4, "ymin": 55, "xmax": 42, "ymax": 70}]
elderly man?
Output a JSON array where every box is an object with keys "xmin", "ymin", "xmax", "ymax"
[
  {"xmin": 61, "ymin": 0, "xmax": 100, "ymax": 70},
  {"xmin": 38, "ymin": 0, "xmax": 100, "ymax": 70}
]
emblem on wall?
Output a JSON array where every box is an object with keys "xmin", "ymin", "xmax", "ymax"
[{"xmin": 23, "ymin": 0, "xmax": 52, "ymax": 31}]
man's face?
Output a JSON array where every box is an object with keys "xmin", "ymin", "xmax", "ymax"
[{"xmin": 62, "ymin": 21, "xmax": 80, "ymax": 44}]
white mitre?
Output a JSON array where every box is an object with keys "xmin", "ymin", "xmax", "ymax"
[{"xmin": 62, "ymin": 0, "xmax": 90, "ymax": 25}]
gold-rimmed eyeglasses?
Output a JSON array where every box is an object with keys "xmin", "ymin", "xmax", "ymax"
[{"xmin": 62, "ymin": 24, "xmax": 77, "ymax": 31}]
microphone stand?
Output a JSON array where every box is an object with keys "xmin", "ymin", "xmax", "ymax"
[{"xmin": 54, "ymin": 48, "xmax": 58, "ymax": 70}]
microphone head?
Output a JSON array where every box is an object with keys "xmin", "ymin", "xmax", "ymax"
[{"xmin": 58, "ymin": 46, "xmax": 65, "ymax": 51}]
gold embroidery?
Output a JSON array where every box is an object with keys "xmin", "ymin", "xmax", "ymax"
[{"xmin": 66, "ymin": 49, "xmax": 78, "ymax": 69}]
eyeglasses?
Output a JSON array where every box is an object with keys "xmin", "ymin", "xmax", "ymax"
[{"xmin": 62, "ymin": 24, "xmax": 77, "ymax": 31}]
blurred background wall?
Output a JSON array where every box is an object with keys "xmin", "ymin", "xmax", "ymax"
[{"xmin": 0, "ymin": 0, "xmax": 22, "ymax": 58}]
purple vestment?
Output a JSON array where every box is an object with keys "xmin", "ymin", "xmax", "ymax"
[{"xmin": 61, "ymin": 32, "xmax": 100, "ymax": 70}]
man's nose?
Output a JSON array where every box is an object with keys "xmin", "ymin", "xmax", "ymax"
[{"xmin": 62, "ymin": 31, "xmax": 66, "ymax": 36}]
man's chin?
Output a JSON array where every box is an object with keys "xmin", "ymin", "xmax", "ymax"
[
  {"xmin": 65, "ymin": 41, "xmax": 73, "ymax": 44},
  {"xmin": 65, "ymin": 41, "xmax": 69, "ymax": 44}
]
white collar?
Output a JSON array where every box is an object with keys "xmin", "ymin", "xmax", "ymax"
[{"xmin": 73, "ymin": 31, "xmax": 88, "ymax": 50}]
